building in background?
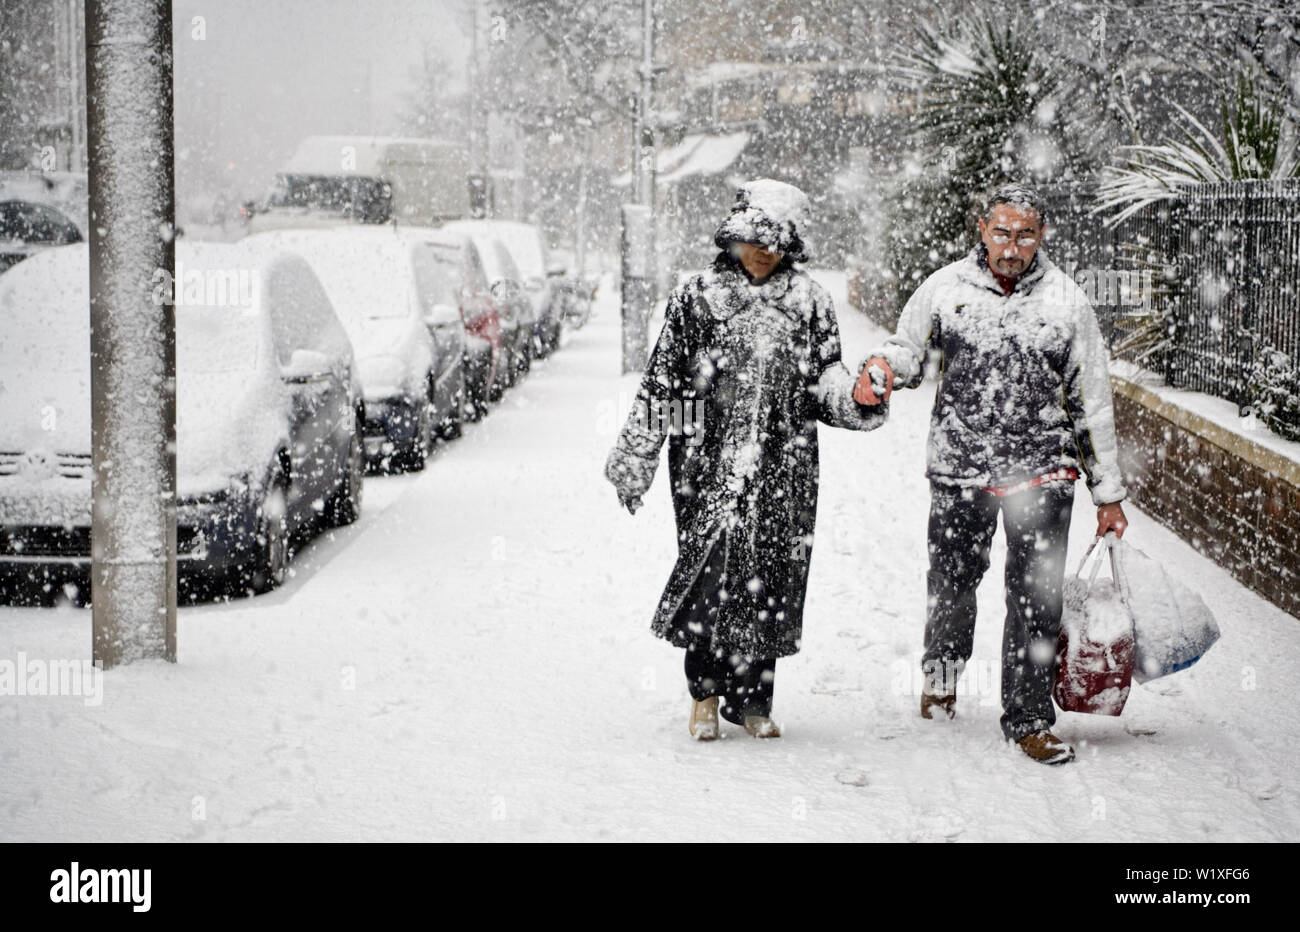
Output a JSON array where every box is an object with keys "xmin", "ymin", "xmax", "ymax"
[{"xmin": 0, "ymin": 0, "xmax": 84, "ymax": 172}]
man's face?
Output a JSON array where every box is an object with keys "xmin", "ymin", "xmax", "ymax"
[
  {"xmin": 736, "ymin": 242, "xmax": 782, "ymax": 279},
  {"xmin": 978, "ymin": 204, "xmax": 1045, "ymax": 279}
]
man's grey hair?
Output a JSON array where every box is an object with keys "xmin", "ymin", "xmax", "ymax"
[{"xmin": 983, "ymin": 183, "xmax": 1046, "ymax": 227}]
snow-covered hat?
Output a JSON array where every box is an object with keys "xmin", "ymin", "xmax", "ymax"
[{"xmin": 714, "ymin": 178, "xmax": 812, "ymax": 263}]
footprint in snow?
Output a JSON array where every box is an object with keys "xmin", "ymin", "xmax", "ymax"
[
  {"xmin": 910, "ymin": 812, "xmax": 965, "ymax": 842},
  {"xmin": 811, "ymin": 684, "xmax": 863, "ymax": 696},
  {"xmin": 835, "ymin": 769, "xmax": 869, "ymax": 787},
  {"xmin": 875, "ymin": 723, "xmax": 908, "ymax": 741},
  {"xmin": 1252, "ymin": 781, "xmax": 1282, "ymax": 800}
]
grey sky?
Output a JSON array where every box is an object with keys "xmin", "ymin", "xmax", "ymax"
[{"xmin": 172, "ymin": 0, "xmax": 469, "ymax": 213}]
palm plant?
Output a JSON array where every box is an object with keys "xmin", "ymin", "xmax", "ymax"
[
  {"xmin": 896, "ymin": 14, "xmax": 1066, "ymax": 192},
  {"xmin": 1095, "ymin": 71, "xmax": 1300, "ymax": 225},
  {"xmin": 1106, "ymin": 240, "xmax": 1182, "ymax": 377},
  {"xmin": 879, "ymin": 6, "xmax": 1092, "ymax": 308}
]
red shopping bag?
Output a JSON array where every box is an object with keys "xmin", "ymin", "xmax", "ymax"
[{"xmin": 1053, "ymin": 534, "xmax": 1135, "ymax": 716}]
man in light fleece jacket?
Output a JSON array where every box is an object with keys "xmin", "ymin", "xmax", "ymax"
[{"xmin": 856, "ymin": 183, "xmax": 1129, "ymax": 765}]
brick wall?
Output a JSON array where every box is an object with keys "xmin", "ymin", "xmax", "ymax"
[{"xmin": 1111, "ymin": 376, "xmax": 1300, "ymax": 619}]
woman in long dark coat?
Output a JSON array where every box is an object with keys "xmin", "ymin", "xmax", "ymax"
[{"xmin": 605, "ymin": 179, "xmax": 888, "ymax": 740}]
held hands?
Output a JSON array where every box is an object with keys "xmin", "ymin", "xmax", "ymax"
[
  {"xmin": 1097, "ymin": 502, "xmax": 1128, "ymax": 539},
  {"xmin": 617, "ymin": 490, "xmax": 643, "ymax": 515},
  {"xmin": 854, "ymin": 357, "xmax": 894, "ymax": 406}
]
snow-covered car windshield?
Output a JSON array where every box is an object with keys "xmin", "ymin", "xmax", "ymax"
[
  {"xmin": 177, "ymin": 307, "xmax": 262, "ymax": 374},
  {"xmin": 299, "ymin": 240, "xmax": 413, "ymax": 321},
  {"xmin": 411, "ymin": 246, "xmax": 460, "ymax": 307},
  {"xmin": 475, "ymin": 237, "xmax": 519, "ymax": 284},
  {"xmin": 495, "ymin": 228, "xmax": 545, "ymax": 279}
]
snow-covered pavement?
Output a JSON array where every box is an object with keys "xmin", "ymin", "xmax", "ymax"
[{"xmin": 1, "ymin": 271, "xmax": 1296, "ymax": 842}]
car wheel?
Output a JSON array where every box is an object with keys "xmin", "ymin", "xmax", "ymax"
[
  {"xmin": 462, "ymin": 355, "xmax": 485, "ymax": 422},
  {"xmin": 465, "ymin": 378, "xmax": 485, "ymax": 421},
  {"xmin": 251, "ymin": 484, "xmax": 289, "ymax": 593},
  {"xmin": 325, "ymin": 419, "xmax": 364, "ymax": 525},
  {"xmin": 441, "ymin": 384, "xmax": 464, "ymax": 440},
  {"xmin": 464, "ymin": 386, "xmax": 483, "ymax": 422},
  {"xmin": 398, "ymin": 394, "xmax": 433, "ymax": 472},
  {"xmin": 488, "ymin": 358, "xmax": 505, "ymax": 403}
]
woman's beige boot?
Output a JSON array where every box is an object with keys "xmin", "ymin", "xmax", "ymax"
[
  {"xmin": 743, "ymin": 715, "xmax": 781, "ymax": 738},
  {"xmin": 689, "ymin": 697, "xmax": 720, "ymax": 740}
]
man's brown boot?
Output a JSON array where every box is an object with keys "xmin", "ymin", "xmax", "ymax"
[
  {"xmin": 1015, "ymin": 730, "xmax": 1075, "ymax": 765},
  {"xmin": 921, "ymin": 686, "xmax": 956, "ymax": 720}
]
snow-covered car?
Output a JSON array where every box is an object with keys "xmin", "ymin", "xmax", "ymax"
[
  {"xmin": 480, "ymin": 236, "xmax": 536, "ymax": 389},
  {"xmin": 0, "ymin": 200, "xmax": 84, "ymax": 275},
  {"xmin": 244, "ymin": 227, "xmax": 466, "ymax": 472},
  {"xmin": 547, "ymin": 247, "xmax": 598, "ymax": 330},
  {"xmin": 442, "ymin": 219, "xmax": 565, "ymax": 356},
  {"xmin": 0, "ymin": 241, "xmax": 365, "ymax": 602},
  {"xmin": 0, "ymin": 172, "xmax": 88, "ymax": 275},
  {"xmin": 398, "ymin": 228, "xmax": 504, "ymax": 422},
  {"xmin": 441, "ymin": 227, "xmax": 534, "ymax": 392}
]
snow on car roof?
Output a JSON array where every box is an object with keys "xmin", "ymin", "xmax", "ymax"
[
  {"xmin": 243, "ymin": 227, "xmax": 417, "ymax": 323},
  {"xmin": 0, "ymin": 241, "xmax": 273, "ymax": 376},
  {"xmin": 0, "ymin": 241, "xmax": 286, "ymax": 497},
  {"xmin": 396, "ymin": 226, "xmax": 465, "ymax": 248},
  {"xmin": 440, "ymin": 219, "xmax": 546, "ymax": 279}
]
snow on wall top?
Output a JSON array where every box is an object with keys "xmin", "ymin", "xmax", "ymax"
[{"xmin": 440, "ymin": 220, "xmax": 546, "ymax": 279}]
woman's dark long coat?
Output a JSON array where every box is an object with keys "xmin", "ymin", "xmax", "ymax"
[{"xmin": 605, "ymin": 254, "xmax": 887, "ymax": 659}]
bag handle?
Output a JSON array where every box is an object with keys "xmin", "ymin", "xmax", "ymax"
[
  {"xmin": 1073, "ymin": 535, "xmax": 1109, "ymax": 585},
  {"xmin": 1103, "ymin": 532, "xmax": 1132, "ymax": 605},
  {"xmin": 1073, "ymin": 533, "xmax": 1129, "ymax": 597}
]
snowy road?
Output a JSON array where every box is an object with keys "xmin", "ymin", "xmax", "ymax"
[{"xmin": 1, "ymin": 271, "xmax": 1296, "ymax": 842}]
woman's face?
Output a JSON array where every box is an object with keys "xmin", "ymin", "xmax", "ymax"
[{"xmin": 736, "ymin": 242, "xmax": 782, "ymax": 280}]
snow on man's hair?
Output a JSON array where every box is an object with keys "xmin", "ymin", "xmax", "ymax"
[{"xmin": 983, "ymin": 183, "xmax": 1046, "ymax": 227}]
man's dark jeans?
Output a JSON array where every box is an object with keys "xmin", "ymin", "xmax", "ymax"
[{"xmin": 922, "ymin": 479, "xmax": 1074, "ymax": 741}]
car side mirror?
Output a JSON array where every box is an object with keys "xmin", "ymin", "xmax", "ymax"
[
  {"xmin": 424, "ymin": 302, "xmax": 461, "ymax": 327},
  {"xmin": 280, "ymin": 348, "xmax": 333, "ymax": 383}
]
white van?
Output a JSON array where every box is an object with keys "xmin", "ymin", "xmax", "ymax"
[{"xmin": 247, "ymin": 136, "xmax": 469, "ymax": 234}]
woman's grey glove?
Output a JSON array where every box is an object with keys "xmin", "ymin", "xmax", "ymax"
[
  {"xmin": 616, "ymin": 490, "xmax": 643, "ymax": 515},
  {"xmin": 605, "ymin": 442, "xmax": 656, "ymax": 516}
]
